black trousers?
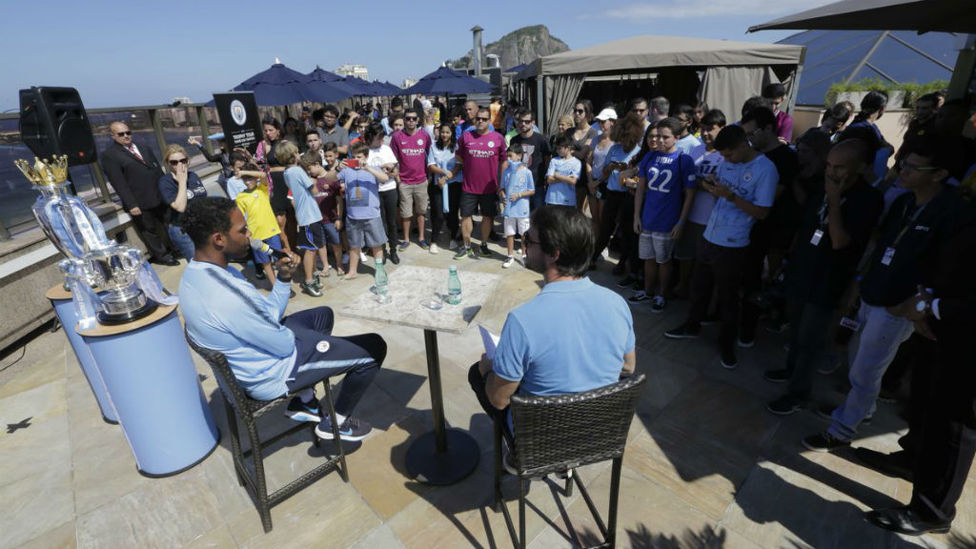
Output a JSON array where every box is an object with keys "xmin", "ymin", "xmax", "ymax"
[
  {"xmin": 378, "ymin": 188, "xmax": 399, "ymax": 246},
  {"xmin": 739, "ymin": 232, "xmax": 771, "ymax": 342},
  {"xmin": 783, "ymin": 299, "xmax": 835, "ymax": 399},
  {"xmin": 131, "ymin": 203, "xmax": 173, "ymax": 260},
  {"xmin": 686, "ymin": 238, "xmax": 747, "ymax": 353},
  {"xmin": 428, "ymin": 181, "xmax": 461, "ymax": 241},
  {"xmin": 899, "ymin": 331, "xmax": 976, "ymax": 523},
  {"xmin": 594, "ymin": 190, "xmax": 638, "ymax": 273}
]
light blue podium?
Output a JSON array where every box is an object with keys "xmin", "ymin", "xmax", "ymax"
[{"xmin": 80, "ymin": 304, "xmax": 219, "ymax": 477}]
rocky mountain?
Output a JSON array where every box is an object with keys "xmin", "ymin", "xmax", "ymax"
[{"xmin": 451, "ymin": 25, "xmax": 570, "ymax": 71}]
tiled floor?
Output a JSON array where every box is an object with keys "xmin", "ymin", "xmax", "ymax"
[{"xmin": 2, "ymin": 236, "xmax": 975, "ymax": 548}]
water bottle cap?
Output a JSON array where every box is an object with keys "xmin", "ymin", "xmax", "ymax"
[{"xmin": 449, "ymin": 265, "xmax": 457, "ymax": 271}]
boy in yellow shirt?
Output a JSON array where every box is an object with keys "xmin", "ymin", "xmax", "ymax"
[{"xmin": 235, "ymin": 162, "xmax": 286, "ymax": 283}]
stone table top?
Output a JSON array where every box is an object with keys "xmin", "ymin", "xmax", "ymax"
[{"xmin": 339, "ymin": 265, "xmax": 502, "ymax": 334}]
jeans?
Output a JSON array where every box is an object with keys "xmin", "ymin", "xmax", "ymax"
[
  {"xmin": 782, "ymin": 299, "xmax": 835, "ymax": 399},
  {"xmin": 378, "ymin": 188, "xmax": 399, "ymax": 246},
  {"xmin": 827, "ymin": 299, "xmax": 914, "ymax": 440},
  {"xmin": 167, "ymin": 224, "xmax": 195, "ymax": 260},
  {"xmin": 686, "ymin": 238, "xmax": 747, "ymax": 353},
  {"xmin": 284, "ymin": 307, "xmax": 386, "ymax": 418}
]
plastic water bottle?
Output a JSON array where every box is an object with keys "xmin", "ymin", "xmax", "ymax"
[
  {"xmin": 374, "ymin": 257, "xmax": 390, "ymax": 303},
  {"xmin": 446, "ymin": 265, "xmax": 462, "ymax": 305}
]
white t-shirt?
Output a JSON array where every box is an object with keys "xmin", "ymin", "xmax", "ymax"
[{"xmin": 368, "ymin": 144, "xmax": 398, "ymax": 192}]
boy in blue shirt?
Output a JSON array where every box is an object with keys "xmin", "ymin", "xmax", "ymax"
[
  {"xmin": 279, "ymin": 141, "xmax": 328, "ymax": 297},
  {"xmin": 544, "ymin": 135, "xmax": 581, "ymax": 207},
  {"xmin": 498, "ymin": 143, "xmax": 535, "ymax": 268},
  {"xmin": 630, "ymin": 118, "xmax": 697, "ymax": 312},
  {"xmin": 323, "ymin": 142, "xmax": 391, "ymax": 279}
]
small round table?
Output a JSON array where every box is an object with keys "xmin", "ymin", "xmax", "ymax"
[
  {"xmin": 46, "ymin": 284, "xmax": 118, "ymax": 424},
  {"xmin": 79, "ymin": 304, "xmax": 219, "ymax": 477}
]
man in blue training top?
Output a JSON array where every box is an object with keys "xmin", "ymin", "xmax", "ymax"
[
  {"xmin": 469, "ymin": 206, "xmax": 636, "ymax": 448},
  {"xmin": 179, "ymin": 197, "xmax": 386, "ymax": 441}
]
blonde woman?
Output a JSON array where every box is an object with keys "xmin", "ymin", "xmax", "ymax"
[{"xmin": 158, "ymin": 144, "xmax": 208, "ymax": 260}]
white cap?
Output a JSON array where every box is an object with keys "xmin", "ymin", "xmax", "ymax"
[{"xmin": 595, "ymin": 108, "xmax": 618, "ymax": 121}]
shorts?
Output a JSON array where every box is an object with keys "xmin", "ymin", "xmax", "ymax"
[
  {"xmin": 321, "ymin": 220, "xmax": 341, "ymax": 246},
  {"xmin": 398, "ymin": 183, "xmax": 429, "ymax": 217},
  {"xmin": 674, "ymin": 221, "xmax": 705, "ymax": 261},
  {"xmin": 503, "ymin": 217, "xmax": 530, "ymax": 237},
  {"xmin": 346, "ymin": 217, "xmax": 387, "ymax": 249},
  {"xmin": 459, "ymin": 191, "xmax": 498, "ymax": 218},
  {"xmin": 638, "ymin": 231, "xmax": 675, "ymax": 263},
  {"xmin": 253, "ymin": 234, "xmax": 283, "ymax": 264},
  {"xmin": 297, "ymin": 222, "xmax": 327, "ymax": 251}
]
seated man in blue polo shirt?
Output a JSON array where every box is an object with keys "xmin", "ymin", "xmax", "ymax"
[{"xmin": 468, "ymin": 206, "xmax": 636, "ymax": 447}]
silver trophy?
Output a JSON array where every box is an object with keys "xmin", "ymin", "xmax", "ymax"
[{"xmin": 16, "ymin": 156, "xmax": 163, "ymax": 325}]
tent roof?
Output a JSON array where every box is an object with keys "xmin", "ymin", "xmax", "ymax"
[
  {"xmin": 778, "ymin": 30, "xmax": 956, "ymax": 105},
  {"xmin": 517, "ymin": 35, "xmax": 804, "ymax": 78},
  {"xmin": 749, "ymin": 0, "xmax": 976, "ymax": 34}
]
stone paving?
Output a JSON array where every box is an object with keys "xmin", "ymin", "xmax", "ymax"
[{"xmin": 2, "ymin": 232, "xmax": 975, "ymax": 548}]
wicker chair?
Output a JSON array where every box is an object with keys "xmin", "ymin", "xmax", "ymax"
[
  {"xmin": 186, "ymin": 333, "xmax": 348, "ymax": 533},
  {"xmin": 493, "ymin": 374, "xmax": 646, "ymax": 549}
]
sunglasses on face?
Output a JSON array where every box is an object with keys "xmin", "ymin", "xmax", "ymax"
[
  {"xmin": 404, "ymin": 116, "xmax": 418, "ymax": 121},
  {"xmin": 476, "ymin": 117, "xmax": 490, "ymax": 122},
  {"xmin": 168, "ymin": 158, "xmax": 189, "ymax": 165},
  {"xmin": 573, "ymin": 109, "xmax": 585, "ymax": 114},
  {"xmin": 116, "ymin": 131, "xmax": 132, "ymax": 136},
  {"xmin": 518, "ymin": 119, "xmax": 533, "ymax": 124}
]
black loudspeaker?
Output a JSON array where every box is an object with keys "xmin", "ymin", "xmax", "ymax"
[{"xmin": 19, "ymin": 86, "xmax": 97, "ymax": 166}]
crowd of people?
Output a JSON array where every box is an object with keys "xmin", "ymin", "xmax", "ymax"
[{"xmin": 100, "ymin": 82, "xmax": 976, "ymax": 537}]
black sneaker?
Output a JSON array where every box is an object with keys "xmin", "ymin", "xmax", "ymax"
[
  {"xmin": 720, "ymin": 349, "xmax": 738, "ymax": 370},
  {"xmin": 664, "ymin": 323, "xmax": 700, "ymax": 340},
  {"xmin": 397, "ymin": 240, "xmax": 410, "ymax": 251},
  {"xmin": 479, "ymin": 243, "xmax": 491, "ymax": 257},
  {"xmin": 802, "ymin": 431, "xmax": 850, "ymax": 452},
  {"xmin": 818, "ymin": 404, "xmax": 872, "ymax": 424},
  {"xmin": 737, "ymin": 337, "xmax": 755, "ymax": 349},
  {"xmin": 628, "ymin": 291, "xmax": 650, "ymax": 305},
  {"xmin": 650, "ymin": 295, "xmax": 666, "ymax": 313},
  {"xmin": 315, "ymin": 416, "xmax": 373, "ymax": 441},
  {"xmin": 763, "ymin": 368, "xmax": 790, "ymax": 383},
  {"xmin": 454, "ymin": 246, "xmax": 468, "ymax": 260},
  {"xmin": 300, "ymin": 281, "xmax": 322, "ymax": 297},
  {"xmin": 285, "ymin": 396, "xmax": 321, "ymax": 423},
  {"xmin": 616, "ymin": 274, "xmax": 637, "ymax": 288},
  {"xmin": 767, "ymin": 395, "xmax": 802, "ymax": 415},
  {"xmin": 389, "ymin": 249, "xmax": 401, "ymax": 265}
]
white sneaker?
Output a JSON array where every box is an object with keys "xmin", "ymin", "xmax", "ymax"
[
  {"xmin": 360, "ymin": 252, "xmax": 369, "ymax": 263},
  {"xmin": 429, "ymin": 243, "xmax": 440, "ymax": 254},
  {"xmin": 449, "ymin": 239, "xmax": 459, "ymax": 250},
  {"xmin": 601, "ymin": 248, "xmax": 610, "ymax": 259},
  {"xmin": 502, "ymin": 256, "xmax": 515, "ymax": 268}
]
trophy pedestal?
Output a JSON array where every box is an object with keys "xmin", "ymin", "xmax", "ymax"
[
  {"xmin": 80, "ymin": 305, "xmax": 219, "ymax": 477},
  {"xmin": 46, "ymin": 284, "xmax": 118, "ymax": 424}
]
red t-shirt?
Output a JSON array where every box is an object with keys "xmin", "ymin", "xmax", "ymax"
[
  {"xmin": 314, "ymin": 177, "xmax": 342, "ymax": 223},
  {"xmin": 390, "ymin": 129, "xmax": 432, "ymax": 185},
  {"xmin": 457, "ymin": 130, "xmax": 506, "ymax": 195}
]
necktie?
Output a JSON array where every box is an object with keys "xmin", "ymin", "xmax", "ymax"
[{"xmin": 129, "ymin": 145, "xmax": 144, "ymax": 162}]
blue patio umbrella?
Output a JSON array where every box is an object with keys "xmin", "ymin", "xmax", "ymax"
[
  {"xmin": 402, "ymin": 67, "xmax": 495, "ymax": 96},
  {"xmin": 306, "ymin": 66, "xmax": 360, "ymax": 99},
  {"xmin": 379, "ymin": 81, "xmax": 403, "ymax": 96},
  {"xmin": 340, "ymin": 76, "xmax": 380, "ymax": 96},
  {"xmin": 231, "ymin": 62, "xmax": 317, "ymax": 105}
]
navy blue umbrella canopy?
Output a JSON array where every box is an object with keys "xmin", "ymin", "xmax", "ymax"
[
  {"xmin": 402, "ymin": 67, "xmax": 495, "ymax": 96},
  {"xmin": 304, "ymin": 67, "xmax": 356, "ymax": 102},
  {"xmin": 382, "ymin": 81, "xmax": 403, "ymax": 95},
  {"xmin": 339, "ymin": 76, "xmax": 381, "ymax": 96},
  {"xmin": 232, "ymin": 63, "xmax": 316, "ymax": 105}
]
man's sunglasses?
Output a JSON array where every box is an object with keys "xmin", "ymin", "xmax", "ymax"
[
  {"xmin": 115, "ymin": 131, "xmax": 132, "ymax": 137},
  {"xmin": 168, "ymin": 158, "xmax": 189, "ymax": 166}
]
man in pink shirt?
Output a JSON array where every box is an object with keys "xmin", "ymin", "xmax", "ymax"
[
  {"xmin": 390, "ymin": 108, "xmax": 433, "ymax": 251},
  {"xmin": 763, "ymin": 83, "xmax": 794, "ymax": 143},
  {"xmin": 455, "ymin": 106, "xmax": 507, "ymax": 259}
]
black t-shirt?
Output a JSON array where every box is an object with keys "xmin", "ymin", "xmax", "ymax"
[
  {"xmin": 510, "ymin": 132, "xmax": 551, "ymax": 189},
  {"xmin": 752, "ymin": 144, "xmax": 799, "ymax": 247},
  {"xmin": 860, "ymin": 185, "xmax": 969, "ymax": 307},
  {"xmin": 571, "ymin": 127, "xmax": 598, "ymax": 188},
  {"xmin": 786, "ymin": 180, "xmax": 883, "ymax": 307}
]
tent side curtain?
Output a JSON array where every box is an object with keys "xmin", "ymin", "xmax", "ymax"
[
  {"xmin": 697, "ymin": 66, "xmax": 793, "ymax": 124},
  {"xmin": 544, "ymin": 74, "xmax": 586, "ymax": 135}
]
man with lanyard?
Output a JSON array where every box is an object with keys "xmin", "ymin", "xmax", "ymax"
[
  {"xmin": 804, "ymin": 144, "xmax": 970, "ymax": 452},
  {"xmin": 764, "ymin": 139, "xmax": 883, "ymax": 414},
  {"xmin": 455, "ymin": 107, "xmax": 506, "ymax": 259},
  {"xmin": 315, "ymin": 105, "xmax": 349, "ymax": 157},
  {"xmin": 390, "ymin": 108, "xmax": 433, "ymax": 251},
  {"xmin": 508, "ymin": 108, "xmax": 551, "ymax": 212}
]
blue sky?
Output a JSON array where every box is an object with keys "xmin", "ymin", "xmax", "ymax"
[{"xmin": 2, "ymin": 0, "xmax": 827, "ymax": 110}]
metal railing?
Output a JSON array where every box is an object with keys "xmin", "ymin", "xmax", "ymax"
[{"xmin": 0, "ymin": 103, "xmax": 220, "ymax": 242}]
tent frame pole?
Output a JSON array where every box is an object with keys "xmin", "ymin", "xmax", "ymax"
[{"xmin": 536, "ymin": 76, "xmax": 546, "ymax": 134}]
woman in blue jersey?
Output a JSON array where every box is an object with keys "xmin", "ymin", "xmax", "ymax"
[{"xmin": 427, "ymin": 123, "xmax": 463, "ymax": 252}]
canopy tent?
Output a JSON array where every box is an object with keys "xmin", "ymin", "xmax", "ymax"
[
  {"xmin": 514, "ymin": 35, "xmax": 804, "ymax": 134},
  {"xmin": 402, "ymin": 66, "xmax": 496, "ymax": 96},
  {"xmin": 748, "ymin": 0, "xmax": 976, "ymax": 34},
  {"xmin": 777, "ymin": 30, "xmax": 957, "ymax": 105}
]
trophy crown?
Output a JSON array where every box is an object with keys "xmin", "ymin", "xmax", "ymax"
[{"xmin": 15, "ymin": 155, "xmax": 69, "ymax": 185}]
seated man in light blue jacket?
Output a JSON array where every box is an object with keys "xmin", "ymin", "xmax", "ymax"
[{"xmin": 179, "ymin": 197, "xmax": 385, "ymax": 442}]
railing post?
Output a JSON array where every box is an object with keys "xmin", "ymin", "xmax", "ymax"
[
  {"xmin": 0, "ymin": 219, "xmax": 10, "ymax": 241},
  {"xmin": 196, "ymin": 106, "xmax": 214, "ymax": 156},
  {"xmin": 90, "ymin": 162, "xmax": 113, "ymax": 204},
  {"xmin": 149, "ymin": 108, "xmax": 167, "ymax": 155}
]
